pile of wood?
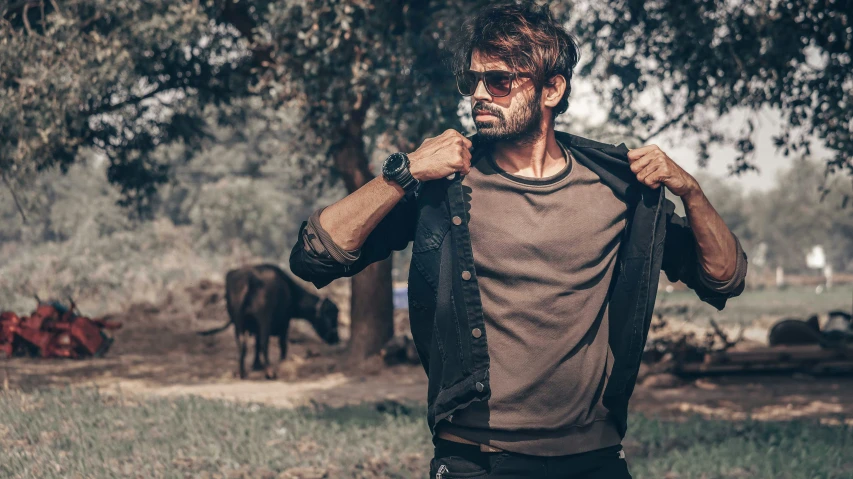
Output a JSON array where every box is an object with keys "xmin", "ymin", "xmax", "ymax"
[
  {"xmin": 645, "ymin": 306, "xmax": 853, "ymax": 376},
  {"xmin": 0, "ymin": 301, "xmax": 122, "ymax": 359},
  {"xmin": 681, "ymin": 343, "xmax": 853, "ymax": 375}
]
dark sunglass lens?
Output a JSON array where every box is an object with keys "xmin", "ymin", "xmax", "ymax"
[
  {"xmin": 456, "ymin": 71, "xmax": 478, "ymax": 95},
  {"xmin": 485, "ymin": 72, "xmax": 513, "ymax": 96}
]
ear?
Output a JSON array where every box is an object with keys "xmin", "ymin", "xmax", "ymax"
[{"xmin": 543, "ymin": 74, "xmax": 566, "ymax": 110}]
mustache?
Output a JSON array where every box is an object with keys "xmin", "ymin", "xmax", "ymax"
[{"xmin": 472, "ymin": 104, "xmax": 503, "ymax": 119}]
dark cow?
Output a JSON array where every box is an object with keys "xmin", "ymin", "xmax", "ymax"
[{"xmin": 197, "ymin": 264, "xmax": 340, "ymax": 379}]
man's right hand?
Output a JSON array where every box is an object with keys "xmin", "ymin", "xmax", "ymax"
[{"xmin": 408, "ymin": 130, "xmax": 473, "ymax": 182}]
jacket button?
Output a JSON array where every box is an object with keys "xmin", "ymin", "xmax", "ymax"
[
  {"xmin": 475, "ymin": 382, "xmax": 484, "ymax": 392},
  {"xmin": 452, "ymin": 216, "xmax": 462, "ymax": 225},
  {"xmin": 461, "ymin": 271, "xmax": 472, "ymax": 281},
  {"xmin": 471, "ymin": 328, "xmax": 482, "ymax": 338}
]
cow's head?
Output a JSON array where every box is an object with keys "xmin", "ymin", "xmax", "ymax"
[{"xmin": 312, "ymin": 298, "xmax": 340, "ymax": 345}]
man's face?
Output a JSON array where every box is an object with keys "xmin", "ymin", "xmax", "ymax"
[{"xmin": 469, "ymin": 50, "xmax": 542, "ymax": 145}]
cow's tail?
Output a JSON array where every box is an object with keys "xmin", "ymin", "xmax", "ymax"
[
  {"xmin": 196, "ymin": 320, "xmax": 232, "ymax": 336},
  {"xmin": 196, "ymin": 270, "xmax": 264, "ymax": 336}
]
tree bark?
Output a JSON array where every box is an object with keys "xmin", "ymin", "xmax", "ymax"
[
  {"xmin": 331, "ymin": 107, "xmax": 395, "ymax": 362},
  {"xmin": 348, "ymin": 257, "xmax": 394, "ymax": 361}
]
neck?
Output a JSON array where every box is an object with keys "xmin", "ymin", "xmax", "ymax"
[{"xmin": 490, "ymin": 124, "xmax": 565, "ymax": 179}]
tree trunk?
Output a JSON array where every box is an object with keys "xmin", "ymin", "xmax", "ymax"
[
  {"xmin": 331, "ymin": 109, "xmax": 395, "ymax": 361},
  {"xmin": 348, "ymin": 257, "xmax": 394, "ymax": 361}
]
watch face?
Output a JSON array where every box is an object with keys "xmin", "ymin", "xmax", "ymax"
[{"xmin": 383, "ymin": 153, "xmax": 407, "ymax": 175}]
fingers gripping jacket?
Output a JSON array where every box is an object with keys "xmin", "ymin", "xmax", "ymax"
[{"xmin": 445, "ymin": 133, "xmax": 479, "ymax": 181}]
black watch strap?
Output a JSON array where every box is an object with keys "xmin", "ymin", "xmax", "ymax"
[{"xmin": 395, "ymin": 167, "xmax": 418, "ymax": 193}]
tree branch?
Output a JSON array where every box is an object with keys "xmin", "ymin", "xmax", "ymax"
[
  {"xmin": 2, "ymin": 173, "xmax": 28, "ymax": 224},
  {"xmin": 88, "ymin": 83, "xmax": 173, "ymax": 117},
  {"xmin": 640, "ymin": 107, "xmax": 692, "ymax": 144},
  {"xmin": 2, "ymin": 1, "xmax": 39, "ymax": 18},
  {"xmin": 21, "ymin": 3, "xmax": 32, "ymax": 34}
]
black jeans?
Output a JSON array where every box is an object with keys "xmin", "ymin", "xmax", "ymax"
[{"xmin": 429, "ymin": 438, "xmax": 632, "ymax": 479}]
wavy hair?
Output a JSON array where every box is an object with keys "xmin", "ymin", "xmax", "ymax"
[{"xmin": 451, "ymin": 1, "xmax": 580, "ymax": 117}]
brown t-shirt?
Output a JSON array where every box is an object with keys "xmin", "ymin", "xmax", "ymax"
[{"xmin": 438, "ymin": 142, "xmax": 628, "ymax": 456}]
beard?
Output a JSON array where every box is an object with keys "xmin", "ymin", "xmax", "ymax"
[{"xmin": 473, "ymin": 88, "xmax": 543, "ymax": 145}]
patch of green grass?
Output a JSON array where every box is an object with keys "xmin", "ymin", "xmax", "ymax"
[
  {"xmin": 657, "ymin": 284, "xmax": 853, "ymax": 326},
  {"xmin": 0, "ymin": 388, "xmax": 429, "ymax": 478},
  {"xmin": 1, "ymin": 388, "xmax": 851, "ymax": 478},
  {"xmin": 626, "ymin": 414, "xmax": 853, "ymax": 479}
]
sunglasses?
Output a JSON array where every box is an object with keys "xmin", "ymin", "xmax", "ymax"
[{"xmin": 455, "ymin": 69, "xmax": 533, "ymax": 98}]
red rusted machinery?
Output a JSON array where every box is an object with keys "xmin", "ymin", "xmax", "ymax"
[{"xmin": 0, "ymin": 300, "xmax": 121, "ymax": 359}]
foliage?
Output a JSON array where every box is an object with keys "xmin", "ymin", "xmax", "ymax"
[
  {"xmin": 0, "ymin": 0, "xmax": 485, "ymax": 211},
  {"xmin": 692, "ymin": 159, "xmax": 853, "ymax": 273},
  {"xmin": 749, "ymin": 158, "xmax": 853, "ymax": 272},
  {"xmin": 0, "ymin": 1, "xmax": 258, "ymax": 214},
  {"xmin": 258, "ymin": 1, "xmax": 475, "ymax": 175},
  {"xmin": 3, "ymin": 0, "xmax": 852, "ymax": 210},
  {"xmin": 573, "ymin": 0, "xmax": 853, "ymax": 176},
  {"xmin": 3, "ymin": 0, "xmax": 852, "ymax": 356},
  {"xmin": 0, "ymin": 111, "xmax": 342, "ymax": 314}
]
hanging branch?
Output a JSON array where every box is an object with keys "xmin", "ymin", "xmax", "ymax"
[
  {"xmin": 639, "ymin": 108, "xmax": 692, "ymax": 144},
  {"xmin": 1, "ymin": 173, "xmax": 28, "ymax": 224}
]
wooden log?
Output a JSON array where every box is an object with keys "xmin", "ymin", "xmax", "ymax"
[
  {"xmin": 704, "ymin": 345, "xmax": 853, "ymax": 365},
  {"xmin": 677, "ymin": 359, "xmax": 853, "ymax": 375}
]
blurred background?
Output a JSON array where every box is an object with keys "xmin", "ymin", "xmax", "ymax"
[{"xmin": 1, "ymin": 1, "xmax": 852, "ymax": 478}]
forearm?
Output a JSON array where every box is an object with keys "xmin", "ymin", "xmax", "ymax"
[
  {"xmin": 680, "ymin": 188, "xmax": 738, "ymax": 281},
  {"xmin": 319, "ymin": 175, "xmax": 407, "ymax": 252}
]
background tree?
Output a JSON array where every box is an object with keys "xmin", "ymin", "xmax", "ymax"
[
  {"xmin": 749, "ymin": 159, "xmax": 853, "ymax": 273},
  {"xmin": 1, "ymin": 0, "xmax": 486, "ymax": 360},
  {"xmin": 254, "ymin": 1, "xmax": 490, "ymax": 360},
  {"xmin": 573, "ymin": 0, "xmax": 852, "ymax": 178},
  {"xmin": 0, "ymin": 1, "xmax": 261, "ymax": 216},
  {"xmin": 4, "ymin": 0, "xmax": 852, "ymax": 361}
]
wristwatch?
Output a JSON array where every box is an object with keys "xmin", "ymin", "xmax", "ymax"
[{"xmin": 382, "ymin": 152, "xmax": 420, "ymax": 193}]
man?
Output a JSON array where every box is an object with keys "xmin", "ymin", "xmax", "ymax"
[{"xmin": 289, "ymin": 2, "xmax": 747, "ymax": 478}]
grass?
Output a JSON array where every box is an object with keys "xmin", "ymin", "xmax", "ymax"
[
  {"xmin": 1, "ymin": 388, "xmax": 852, "ymax": 479},
  {"xmin": 626, "ymin": 415, "xmax": 853, "ymax": 479},
  {"xmin": 656, "ymin": 284, "xmax": 853, "ymax": 326}
]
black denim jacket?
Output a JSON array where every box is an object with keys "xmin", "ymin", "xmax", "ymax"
[{"xmin": 289, "ymin": 131, "xmax": 748, "ymax": 439}]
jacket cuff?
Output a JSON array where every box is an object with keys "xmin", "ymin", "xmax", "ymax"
[
  {"xmin": 305, "ymin": 207, "xmax": 361, "ymax": 266},
  {"xmin": 696, "ymin": 233, "xmax": 747, "ymax": 294}
]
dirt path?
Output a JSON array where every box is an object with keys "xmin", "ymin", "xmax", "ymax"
[
  {"xmin": 5, "ymin": 281, "xmax": 853, "ymax": 425},
  {"xmin": 9, "ymin": 351, "xmax": 853, "ymax": 425}
]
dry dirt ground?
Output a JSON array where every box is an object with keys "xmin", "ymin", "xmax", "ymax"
[{"xmin": 4, "ymin": 280, "xmax": 853, "ymax": 426}]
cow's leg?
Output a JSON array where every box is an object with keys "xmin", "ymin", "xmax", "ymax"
[
  {"xmin": 259, "ymin": 321, "xmax": 276, "ymax": 380},
  {"xmin": 278, "ymin": 333, "xmax": 288, "ymax": 362},
  {"xmin": 279, "ymin": 317, "xmax": 290, "ymax": 362},
  {"xmin": 235, "ymin": 328, "xmax": 249, "ymax": 379},
  {"xmin": 252, "ymin": 334, "xmax": 264, "ymax": 371}
]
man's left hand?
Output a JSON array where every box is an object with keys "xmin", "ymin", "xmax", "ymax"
[{"xmin": 627, "ymin": 144, "xmax": 699, "ymax": 198}]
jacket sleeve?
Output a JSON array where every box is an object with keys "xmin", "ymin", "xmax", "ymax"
[
  {"xmin": 289, "ymin": 187, "xmax": 419, "ymax": 289},
  {"xmin": 660, "ymin": 198, "xmax": 748, "ymax": 310}
]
